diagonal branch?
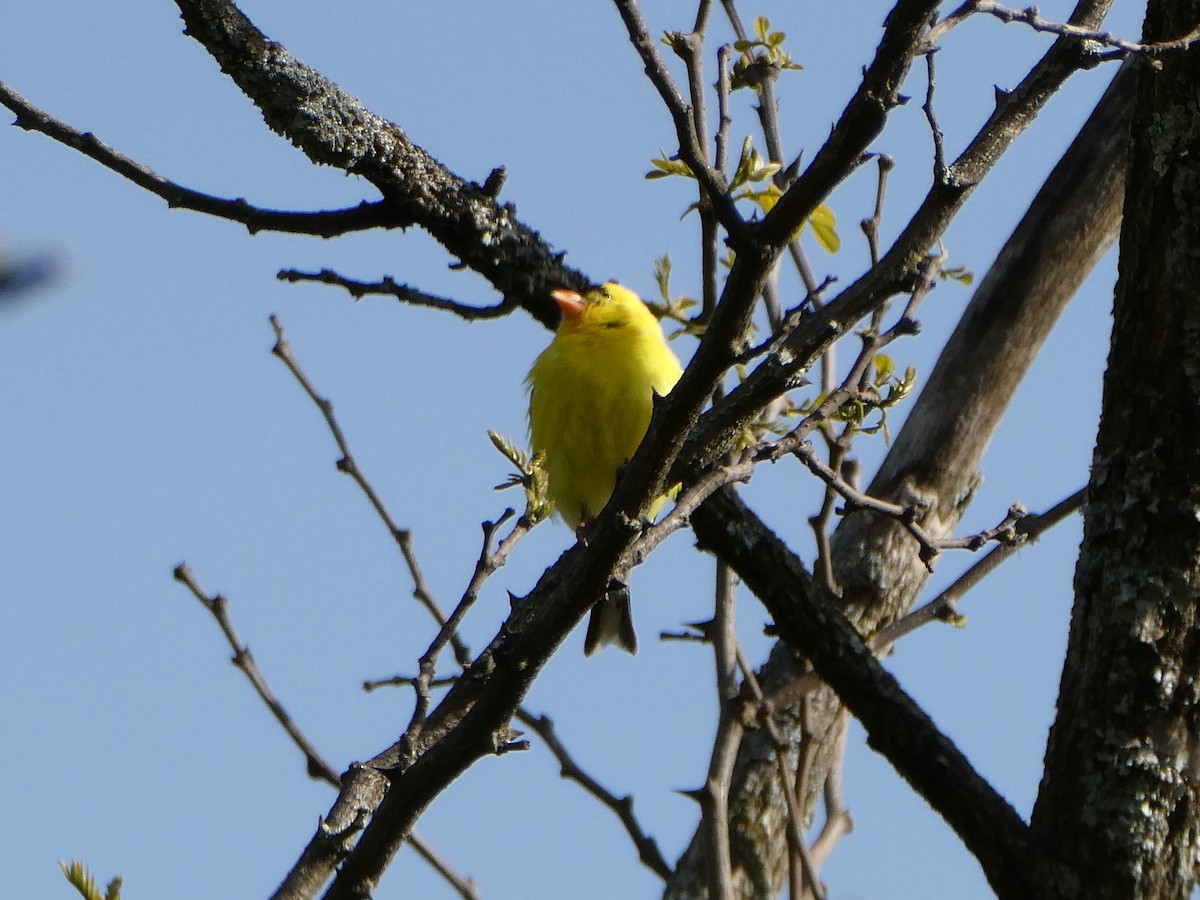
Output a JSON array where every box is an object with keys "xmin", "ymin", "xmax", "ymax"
[
  {"xmin": 0, "ymin": 80, "xmax": 397, "ymax": 238},
  {"xmin": 173, "ymin": 562, "xmax": 342, "ymax": 785},
  {"xmin": 277, "ymin": 269, "xmax": 517, "ymax": 320},
  {"xmin": 690, "ymin": 491, "xmax": 1052, "ymax": 896},
  {"xmin": 514, "ymin": 710, "xmax": 673, "ymax": 881},
  {"xmin": 173, "ymin": 0, "xmax": 582, "ymax": 327},
  {"xmin": 759, "ymin": 0, "xmax": 941, "ymax": 246},
  {"xmin": 678, "ymin": 1, "xmax": 1121, "ymax": 480},
  {"xmin": 171, "ymin": 563, "xmax": 481, "ymax": 900},
  {"xmin": 268, "ymin": 315, "xmax": 473, "ymax": 665},
  {"xmin": 671, "ymin": 44, "xmax": 1134, "ymax": 900}
]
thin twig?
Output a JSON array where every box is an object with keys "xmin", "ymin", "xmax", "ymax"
[
  {"xmin": 762, "ymin": 487, "xmax": 1086, "ymax": 711},
  {"xmin": 808, "ymin": 714, "xmax": 854, "ymax": 868},
  {"xmin": 790, "ymin": 442, "xmax": 1030, "ymax": 569},
  {"xmin": 860, "ymin": 155, "xmax": 895, "ymax": 270},
  {"xmin": 808, "ymin": 441, "xmax": 848, "ymax": 598},
  {"xmin": 410, "ymin": 511, "xmax": 527, "ymax": 729},
  {"xmin": 735, "ymin": 646, "xmax": 826, "ymax": 900},
  {"xmin": 699, "ymin": 690, "xmax": 742, "ymax": 900},
  {"xmin": 172, "ymin": 565, "xmax": 482, "ymax": 900},
  {"xmin": 873, "ymin": 487, "xmax": 1085, "ymax": 648},
  {"xmin": 715, "ymin": 44, "xmax": 733, "ymax": 176},
  {"xmin": 364, "ymin": 674, "xmax": 459, "ymax": 692},
  {"xmin": 514, "ymin": 710, "xmax": 673, "ymax": 880},
  {"xmin": 610, "ymin": 0, "xmax": 743, "ymax": 234},
  {"xmin": 628, "ymin": 460, "xmax": 753, "ymax": 565},
  {"xmin": 173, "ymin": 563, "xmax": 342, "ymax": 786},
  {"xmin": 277, "ymin": 269, "xmax": 515, "ymax": 321},
  {"xmin": 405, "ymin": 838, "xmax": 483, "ymax": 900},
  {"xmin": 922, "ymin": 48, "xmax": 948, "ymax": 183},
  {"xmin": 718, "ymin": 0, "xmax": 819, "ymax": 325},
  {"xmin": 929, "ymin": 0, "xmax": 1200, "ymax": 56},
  {"xmin": 0, "ymin": 81, "xmax": 397, "ymax": 238},
  {"xmin": 268, "ymin": 315, "xmax": 471, "ymax": 666}
]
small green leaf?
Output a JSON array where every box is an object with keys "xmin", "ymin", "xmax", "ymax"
[
  {"xmin": 735, "ymin": 185, "xmax": 782, "ymax": 216},
  {"xmin": 807, "ymin": 203, "xmax": 841, "ymax": 253},
  {"xmin": 61, "ymin": 861, "xmax": 123, "ymax": 900},
  {"xmin": 661, "ymin": 31, "xmax": 685, "ymax": 51},
  {"xmin": 654, "ymin": 255, "xmax": 672, "ymax": 302},
  {"xmin": 941, "ymin": 263, "xmax": 975, "ymax": 285},
  {"xmin": 645, "ymin": 151, "xmax": 696, "ymax": 181}
]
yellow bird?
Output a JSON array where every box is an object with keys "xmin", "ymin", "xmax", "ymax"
[{"xmin": 527, "ymin": 282, "xmax": 684, "ymax": 655}]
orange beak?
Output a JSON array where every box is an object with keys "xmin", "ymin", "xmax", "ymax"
[{"xmin": 550, "ymin": 288, "xmax": 586, "ymax": 319}]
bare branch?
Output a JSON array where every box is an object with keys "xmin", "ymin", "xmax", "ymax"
[
  {"xmin": 611, "ymin": 0, "xmax": 742, "ymax": 234},
  {"xmin": 691, "ymin": 498, "xmax": 1049, "ymax": 895},
  {"xmin": 172, "ymin": 564, "xmax": 480, "ymax": 900},
  {"xmin": 514, "ymin": 710, "xmax": 673, "ymax": 881},
  {"xmin": 172, "ymin": 563, "xmax": 342, "ymax": 786},
  {"xmin": 268, "ymin": 315, "xmax": 474, "ymax": 668},
  {"xmin": 0, "ymin": 80, "xmax": 399, "ymax": 238},
  {"xmin": 760, "ymin": 487, "xmax": 1087, "ymax": 717},
  {"xmin": 859, "ymin": 154, "xmax": 896, "ymax": 268},
  {"xmin": 278, "ymin": 269, "xmax": 517, "ymax": 321},
  {"xmin": 699, "ymin": 695, "xmax": 742, "ymax": 900},
  {"xmin": 173, "ymin": 0, "xmax": 585, "ymax": 326},
  {"xmin": 410, "ymin": 511, "xmax": 530, "ymax": 729},
  {"xmin": 930, "ymin": 0, "xmax": 1200, "ymax": 56},
  {"xmin": 873, "ymin": 487, "xmax": 1084, "ymax": 648},
  {"xmin": 923, "ymin": 48, "xmax": 948, "ymax": 183}
]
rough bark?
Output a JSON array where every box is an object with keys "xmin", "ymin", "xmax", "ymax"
[
  {"xmin": 1029, "ymin": 6, "xmax": 1200, "ymax": 897},
  {"xmin": 672, "ymin": 58, "xmax": 1134, "ymax": 900}
]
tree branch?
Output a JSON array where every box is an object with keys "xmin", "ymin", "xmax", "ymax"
[
  {"xmin": 169, "ymin": 0, "xmax": 586, "ymax": 327},
  {"xmin": 171, "ymin": 563, "xmax": 481, "ymax": 900},
  {"xmin": 678, "ymin": 1, "xmax": 1120, "ymax": 480},
  {"xmin": 691, "ymin": 492, "xmax": 1050, "ymax": 896},
  {"xmin": 277, "ymin": 269, "xmax": 517, "ymax": 320},
  {"xmin": 514, "ymin": 710, "xmax": 673, "ymax": 881},
  {"xmin": 0, "ymin": 79, "xmax": 400, "ymax": 237},
  {"xmin": 670, "ymin": 50, "xmax": 1133, "ymax": 900}
]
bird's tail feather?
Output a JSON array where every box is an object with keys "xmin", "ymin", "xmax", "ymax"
[{"xmin": 583, "ymin": 582, "xmax": 638, "ymax": 656}]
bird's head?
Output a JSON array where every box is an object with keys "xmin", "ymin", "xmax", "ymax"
[{"xmin": 550, "ymin": 282, "xmax": 657, "ymax": 335}]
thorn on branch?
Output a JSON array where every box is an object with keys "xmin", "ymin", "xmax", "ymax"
[{"xmin": 481, "ymin": 166, "xmax": 506, "ymax": 198}]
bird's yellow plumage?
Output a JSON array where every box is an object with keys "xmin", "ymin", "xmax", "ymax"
[{"xmin": 527, "ymin": 282, "xmax": 683, "ymax": 655}]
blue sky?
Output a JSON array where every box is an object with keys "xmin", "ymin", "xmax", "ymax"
[{"xmin": 2, "ymin": 2, "xmax": 1144, "ymax": 898}]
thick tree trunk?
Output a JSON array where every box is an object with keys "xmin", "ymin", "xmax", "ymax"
[{"xmin": 1029, "ymin": 7, "xmax": 1200, "ymax": 897}]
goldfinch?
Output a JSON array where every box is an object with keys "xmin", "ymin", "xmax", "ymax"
[{"xmin": 527, "ymin": 282, "xmax": 683, "ymax": 654}]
